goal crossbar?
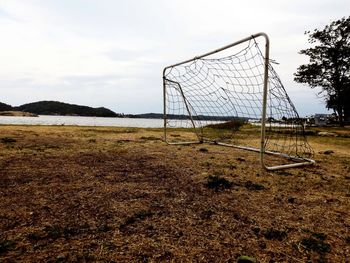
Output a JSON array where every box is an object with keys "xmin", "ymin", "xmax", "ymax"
[{"xmin": 162, "ymin": 32, "xmax": 315, "ymax": 170}]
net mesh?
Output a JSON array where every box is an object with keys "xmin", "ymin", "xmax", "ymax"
[{"xmin": 163, "ymin": 39, "xmax": 313, "ymax": 162}]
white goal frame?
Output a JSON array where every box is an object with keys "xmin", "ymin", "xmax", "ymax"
[{"xmin": 163, "ymin": 32, "xmax": 315, "ymax": 170}]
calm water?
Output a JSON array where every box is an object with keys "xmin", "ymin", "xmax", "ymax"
[
  {"xmin": 0, "ymin": 115, "xmax": 292, "ymax": 128},
  {"xmin": 0, "ymin": 115, "xmax": 165, "ymax": 128}
]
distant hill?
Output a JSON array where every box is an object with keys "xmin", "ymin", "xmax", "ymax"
[
  {"xmin": 0, "ymin": 101, "xmax": 120, "ymax": 117},
  {"xmin": 0, "ymin": 101, "xmax": 244, "ymax": 120},
  {"xmin": 0, "ymin": 102, "xmax": 13, "ymax": 111},
  {"xmin": 128, "ymin": 113, "xmax": 164, "ymax": 119},
  {"xmin": 17, "ymin": 101, "xmax": 119, "ymax": 117}
]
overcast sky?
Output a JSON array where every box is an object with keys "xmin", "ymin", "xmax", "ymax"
[{"xmin": 0, "ymin": 0, "xmax": 349, "ymax": 115}]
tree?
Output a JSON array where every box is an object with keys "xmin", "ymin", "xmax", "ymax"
[{"xmin": 294, "ymin": 16, "xmax": 350, "ymax": 125}]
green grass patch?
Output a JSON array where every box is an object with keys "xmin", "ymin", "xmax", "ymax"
[
  {"xmin": 309, "ymin": 136, "xmax": 350, "ymax": 147},
  {"xmin": 205, "ymin": 120, "xmax": 246, "ymax": 130},
  {"xmin": 199, "ymin": 147, "xmax": 209, "ymax": 152},
  {"xmin": 244, "ymin": 180, "xmax": 265, "ymax": 190},
  {"xmin": 301, "ymin": 236, "xmax": 331, "ymax": 254},
  {"xmin": 205, "ymin": 175, "xmax": 233, "ymax": 191},
  {"xmin": 300, "ymin": 231, "xmax": 331, "ymax": 254},
  {"xmin": 1, "ymin": 137, "xmax": 17, "ymax": 143},
  {"xmin": 140, "ymin": 136, "xmax": 161, "ymax": 141},
  {"xmin": 263, "ymin": 228, "xmax": 287, "ymax": 241},
  {"xmin": 0, "ymin": 239, "xmax": 17, "ymax": 254}
]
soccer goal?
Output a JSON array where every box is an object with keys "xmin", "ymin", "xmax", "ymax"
[{"xmin": 162, "ymin": 32, "xmax": 315, "ymax": 170}]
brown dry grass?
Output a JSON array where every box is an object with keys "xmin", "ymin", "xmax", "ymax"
[{"xmin": 0, "ymin": 125, "xmax": 349, "ymax": 262}]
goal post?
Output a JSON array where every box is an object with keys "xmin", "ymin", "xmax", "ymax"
[{"xmin": 163, "ymin": 32, "xmax": 315, "ymax": 170}]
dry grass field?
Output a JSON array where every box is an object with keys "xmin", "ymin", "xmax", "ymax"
[{"xmin": 0, "ymin": 125, "xmax": 349, "ymax": 262}]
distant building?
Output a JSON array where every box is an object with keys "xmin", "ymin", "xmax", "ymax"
[{"xmin": 314, "ymin": 114, "xmax": 330, "ymax": 126}]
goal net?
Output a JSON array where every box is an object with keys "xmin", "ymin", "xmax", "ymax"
[{"xmin": 163, "ymin": 33, "xmax": 314, "ymax": 170}]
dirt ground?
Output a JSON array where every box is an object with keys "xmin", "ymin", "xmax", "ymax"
[{"xmin": 0, "ymin": 125, "xmax": 349, "ymax": 262}]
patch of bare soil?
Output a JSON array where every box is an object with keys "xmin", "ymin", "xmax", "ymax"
[{"xmin": 0, "ymin": 126, "xmax": 349, "ymax": 262}]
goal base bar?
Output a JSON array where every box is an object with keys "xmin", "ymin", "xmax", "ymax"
[{"xmin": 165, "ymin": 139, "xmax": 315, "ymax": 171}]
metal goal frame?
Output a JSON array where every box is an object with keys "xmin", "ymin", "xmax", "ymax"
[{"xmin": 162, "ymin": 32, "xmax": 315, "ymax": 170}]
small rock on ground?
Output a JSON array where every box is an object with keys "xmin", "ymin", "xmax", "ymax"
[
  {"xmin": 237, "ymin": 256, "xmax": 256, "ymax": 263},
  {"xmin": 319, "ymin": 150, "xmax": 334, "ymax": 155}
]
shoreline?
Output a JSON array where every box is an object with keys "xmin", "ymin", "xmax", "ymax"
[{"xmin": 0, "ymin": 111, "xmax": 38, "ymax": 117}]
